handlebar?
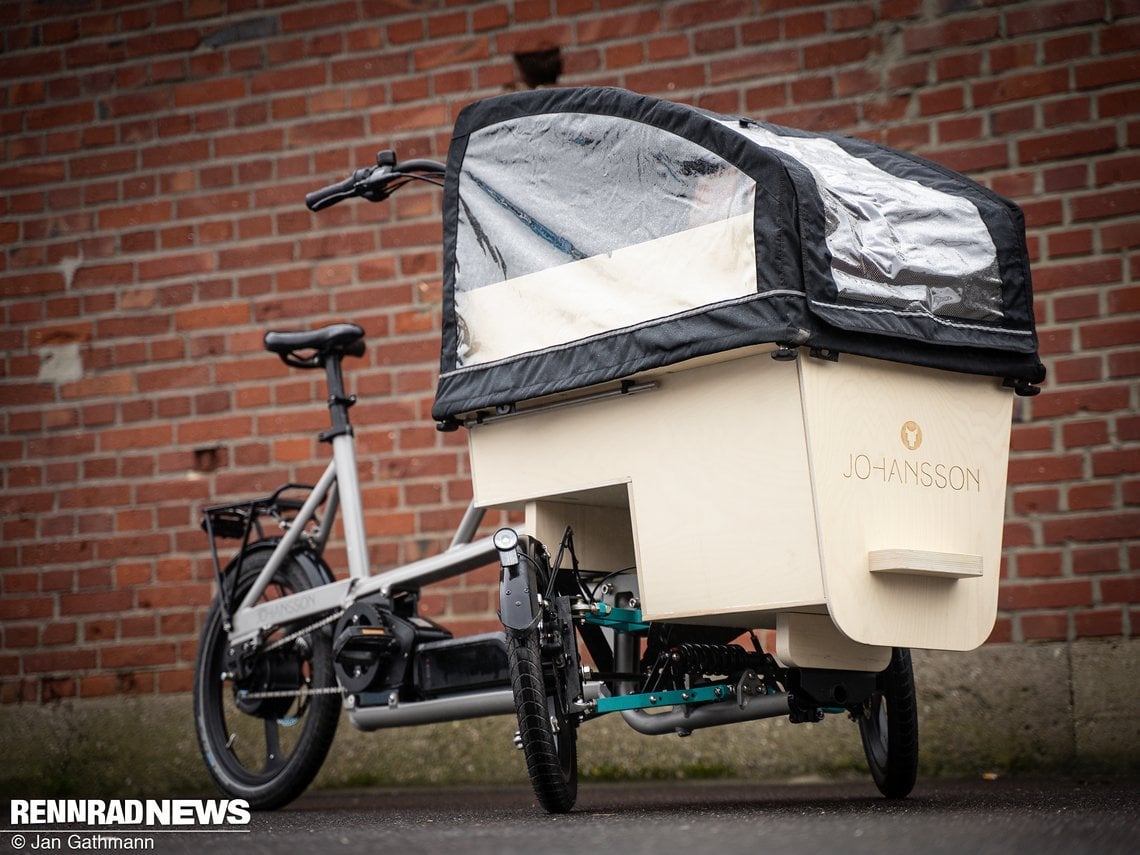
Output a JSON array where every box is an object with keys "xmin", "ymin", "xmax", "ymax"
[
  {"xmin": 305, "ymin": 169, "xmax": 370, "ymax": 211},
  {"xmin": 305, "ymin": 150, "xmax": 445, "ymax": 212}
]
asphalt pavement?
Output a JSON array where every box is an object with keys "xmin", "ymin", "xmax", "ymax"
[{"xmin": 3, "ymin": 775, "xmax": 1136, "ymax": 854}]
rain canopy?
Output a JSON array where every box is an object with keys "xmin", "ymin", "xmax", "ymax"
[{"xmin": 432, "ymin": 87, "xmax": 1044, "ymax": 423}]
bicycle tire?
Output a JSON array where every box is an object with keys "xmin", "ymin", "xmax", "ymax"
[
  {"xmin": 857, "ymin": 647, "xmax": 919, "ymax": 799},
  {"xmin": 507, "ymin": 625, "xmax": 578, "ymax": 813},
  {"xmin": 192, "ymin": 548, "xmax": 341, "ymax": 810}
]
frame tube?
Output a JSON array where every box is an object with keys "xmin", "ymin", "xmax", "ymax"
[
  {"xmin": 331, "ymin": 433, "xmax": 370, "ymax": 580},
  {"xmin": 618, "ymin": 692, "xmax": 790, "ymax": 736},
  {"xmin": 347, "ymin": 688, "xmax": 516, "ymax": 731},
  {"xmin": 236, "ymin": 459, "xmax": 338, "ymax": 615},
  {"xmin": 449, "ymin": 502, "xmax": 486, "ymax": 549}
]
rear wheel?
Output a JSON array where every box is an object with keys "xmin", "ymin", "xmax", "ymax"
[
  {"xmin": 192, "ymin": 549, "xmax": 341, "ymax": 809},
  {"xmin": 857, "ymin": 647, "xmax": 918, "ymax": 799},
  {"xmin": 507, "ymin": 622, "xmax": 578, "ymax": 813}
]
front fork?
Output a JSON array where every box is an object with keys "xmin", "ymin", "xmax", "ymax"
[
  {"xmin": 495, "ymin": 528, "xmax": 584, "ymax": 716},
  {"xmin": 493, "ymin": 527, "xmax": 541, "ymax": 632}
]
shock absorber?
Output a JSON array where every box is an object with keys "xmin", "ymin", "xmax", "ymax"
[{"xmin": 668, "ymin": 643, "xmax": 767, "ymax": 677}]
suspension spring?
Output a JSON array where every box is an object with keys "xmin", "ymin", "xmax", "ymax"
[{"xmin": 668, "ymin": 643, "xmax": 766, "ymax": 676}]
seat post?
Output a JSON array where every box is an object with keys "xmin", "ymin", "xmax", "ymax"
[
  {"xmin": 320, "ymin": 353, "xmax": 370, "ymax": 579},
  {"xmin": 319, "ymin": 354, "xmax": 355, "ymax": 443}
]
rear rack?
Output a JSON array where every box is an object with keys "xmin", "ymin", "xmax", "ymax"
[
  {"xmin": 200, "ymin": 483, "xmax": 329, "ymax": 629},
  {"xmin": 201, "ymin": 483, "xmax": 314, "ymax": 541}
]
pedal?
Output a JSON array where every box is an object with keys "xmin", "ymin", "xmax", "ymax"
[
  {"xmin": 335, "ymin": 624, "xmax": 399, "ymax": 653},
  {"xmin": 333, "ymin": 601, "xmax": 414, "ymax": 694}
]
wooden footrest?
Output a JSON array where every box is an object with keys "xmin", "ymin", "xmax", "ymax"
[{"xmin": 868, "ymin": 548, "xmax": 983, "ymax": 579}]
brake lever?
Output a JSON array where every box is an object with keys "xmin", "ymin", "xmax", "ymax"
[
  {"xmin": 305, "ymin": 150, "xmax": 439, "ymax": 211},
  {"xmin": 357, "ymin": 167, "xmax": 396, "ymax": 202},
  {"xmin": 305, "ymin": 166, "xmax": 376, "ymax": 211}
]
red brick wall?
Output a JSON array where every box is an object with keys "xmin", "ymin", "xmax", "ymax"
[{"xmin": 2, "ymin": 0, "xmax": 1137, "ymax": 703}]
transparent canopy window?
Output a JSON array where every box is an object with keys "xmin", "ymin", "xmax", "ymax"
[
  {"xmin": 725, "ymin": 121, "xmax": 1004, "ymax": 326},
  {"xmin": 453, "ymin": 113, "xmax": 757, "ymax": 367}
]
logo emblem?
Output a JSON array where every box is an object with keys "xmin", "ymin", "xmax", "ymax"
[{"xmin": 900, "ymin": 420, "xmax": 922, "ymax": 451}]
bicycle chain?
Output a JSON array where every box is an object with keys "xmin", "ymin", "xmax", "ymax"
[
  {"xmin": 231, "ymin": 609, "xmax": 347, "ymax": 701},
  {"xmin": 261, "ymin": 608, "xmax": 344, "ymax": 652},
  {"xmin": 236, "ymin": 684, "xmax": 343, "ymax": 700}
]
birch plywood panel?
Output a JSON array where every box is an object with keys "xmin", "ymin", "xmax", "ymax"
[
  {"xmin": 467, "ymin": 353, "xmax": 826, "ymax": 623},
  {"xmin": 775, "ymin": 612, "xmax": 892, "ymax": 671},
  {"xmin": 799, "ymin": 355, "xmax": 1013, "ymax": 650},
  {"xmin": 526, "ymin": 498, "xmax": 637, "ymax": 574}
]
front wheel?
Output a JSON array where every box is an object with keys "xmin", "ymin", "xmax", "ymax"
[
  {"xmin": 857, "ymin": 647, "xmax": 919, "ymax": 799},
  {"xmin": 508, "ymin": 624, "xmax": 578, "ymax": 813},
  {"xmin": 192, "ymin": 548, "xmax": 341, "ymax": 809}
]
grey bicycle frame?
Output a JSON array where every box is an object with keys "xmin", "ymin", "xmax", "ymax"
[{"xmin": 226, "ymin": 431, "xmax": 503, "ymax": 648}]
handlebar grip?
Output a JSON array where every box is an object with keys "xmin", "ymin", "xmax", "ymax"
[
  {"xmin": 305, "ymin": 172, "xmax": 363, "ymax": 212},
  {"xmin": 395, "ymin": 159, "xmax": 446, "ymax": 174}
]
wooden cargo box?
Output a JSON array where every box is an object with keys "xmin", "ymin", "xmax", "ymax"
[{"xmin": 465, "ymin": 348, "xmax": 1014, "ymax": 663}]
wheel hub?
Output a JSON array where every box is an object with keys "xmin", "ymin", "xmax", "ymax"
[{"xmin": 231, "ymin": 645, "xmax": 306, "ymax": 719}]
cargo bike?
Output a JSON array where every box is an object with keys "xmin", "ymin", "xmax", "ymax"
[{"xmin": 192, "ymin": 88, "xmax": 1044, "ymax": 813}]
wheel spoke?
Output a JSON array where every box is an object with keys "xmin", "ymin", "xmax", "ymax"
[
  {"xmin": 263, "ymin": 718, "xmax": 285, "ymax": 773},
  {"xmin": 876, "ymin": 699, "xmax": 889, "ymax": 751}
]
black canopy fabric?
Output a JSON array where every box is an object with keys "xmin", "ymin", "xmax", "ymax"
[{"xmin": 432, "ymin": 87, "xmax": 1044, "ymax": 423}]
